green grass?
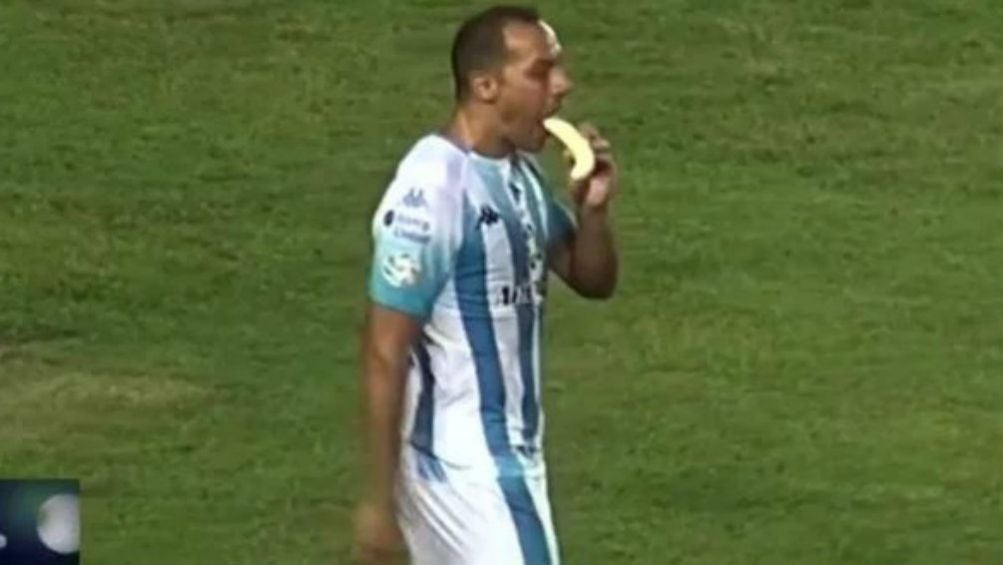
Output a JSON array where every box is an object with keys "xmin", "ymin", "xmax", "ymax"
[{"xmin": 1, "ymin": 1, "xmax": 1001, "ymax": 563}]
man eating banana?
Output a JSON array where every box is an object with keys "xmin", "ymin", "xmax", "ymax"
[{"xmin": 353, "ymin": 5, "xmax": 619, "ymax": 564}]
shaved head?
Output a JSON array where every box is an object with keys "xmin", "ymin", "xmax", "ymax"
[
  {"xmin": 450, "ymin": 5, "xmax": 540, "ymax": 101},
  {"xmin": 447, "ymin": 5, "xmax": 573, "ymax": 153}
]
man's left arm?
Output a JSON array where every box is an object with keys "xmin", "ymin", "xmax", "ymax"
[{"xmin": 549, "ymin": 123, "xmax": 620, "ymax": 299}]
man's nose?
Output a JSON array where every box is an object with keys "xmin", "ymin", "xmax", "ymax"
[{"xmin": 552, "ymin": 67, "xmax": 573, "ymax": 97}]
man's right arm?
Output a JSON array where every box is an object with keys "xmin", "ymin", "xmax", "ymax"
[
  {"xmin": 354, "ymin": 304, "xmax": 418, "ymax": 563},
  {"xmin": 353, "ymin": 157, "xmax": 461, "ymax": 563},
  {"xmin": 359, "ymin": 304, "xmax": 420, "ymax": 511}
]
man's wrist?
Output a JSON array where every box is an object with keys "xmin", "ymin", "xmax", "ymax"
[{"xmin": 577, "ymin": 202, "xmax": 612, "ymax": 222}]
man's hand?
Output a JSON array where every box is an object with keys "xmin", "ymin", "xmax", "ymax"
[
  {"xmin": 567, "ymin": 122, "xmax": 618, "ymax": 211},
  {"xmin": 352, "ymin": 499, "xmax": 406, "ymax": 564},
  {"xmin": 550, "ymin": 121, "xmax": 620, "ymax": 299}
]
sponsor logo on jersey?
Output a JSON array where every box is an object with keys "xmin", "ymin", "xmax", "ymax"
[
  {"xmin": 498, "ymin": 281, "xmax": 536, "ymax": 306},
  {"xmin": 382, "ymin": 207, "xmax": 433, "ymax": 246},
  {"xmin": 394, "ymin": 212, "xmax": 431, "ymax": 232},
  {"xmin": 394, "ymin": 227, "xmax": 431, "ymax": 245},
  {"xmin": 382, "ymin": 252, "xmax": 422, "ymax": 287}
]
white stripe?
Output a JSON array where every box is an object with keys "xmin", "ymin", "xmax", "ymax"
[
  {"xmin": 525, "ymin": 472, "xmax": 561, "ymax": 564},
  {"xmin": 473, "ymin": 167, "xmax": 529, "ymax": 454},
  {"xmin": 532, "ymin": 307, "xmax": 544, "ymax": 448},
  {"xmin": 423, "ymin": 280, "xmax": 496, "ymax": 473}
]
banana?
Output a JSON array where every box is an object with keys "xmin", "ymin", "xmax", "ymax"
[{"xmin": 542, "ymin": 117, "xmax": 595, "ymax": 181}]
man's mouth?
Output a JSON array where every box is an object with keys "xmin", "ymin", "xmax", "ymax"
[{"xmin": 542, "ymin": 102, "xmax": 562, "ymax": 120}]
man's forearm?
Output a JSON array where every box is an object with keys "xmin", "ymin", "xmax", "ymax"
[
  {"xmin": 570, "ymin": 207, "xmax": 618, "ymax": 298},
  {"xmin": 361, "ymin": 340, "xmax": 408, "ymax": 508}
]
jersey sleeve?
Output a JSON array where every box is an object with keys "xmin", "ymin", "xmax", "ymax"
[{"xmin": 367, "ymin": 167, "xmax": 461, "ymax": 320}]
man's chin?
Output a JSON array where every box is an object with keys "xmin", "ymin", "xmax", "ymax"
[{"xmin": 518, "ymin": 131, "xmax": 548, "ymax": 153}]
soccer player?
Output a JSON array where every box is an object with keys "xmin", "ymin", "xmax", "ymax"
[{"xmin": 353, "ymin": 5, "xmax": 619, "ymax": 564}]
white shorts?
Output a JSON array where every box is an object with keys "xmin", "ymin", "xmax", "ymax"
[{"xmin": 396, "ymin": 449, "xmax": 561, "ymax": 565}]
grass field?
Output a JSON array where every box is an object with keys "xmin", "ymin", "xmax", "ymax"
[{"xmin": 2, "ymin": 1, "xmax": 1001, "ymax": 563}]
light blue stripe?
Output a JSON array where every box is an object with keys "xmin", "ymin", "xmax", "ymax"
[
  {"xmin": 455, "ymin": 195, "xmax": 518, "ymax": 474},
  {"xmin": 456, "ymin": 191, "xmax": 550, "ymax": 564},
  {"xmin": 500, "ymin": 475, "xmax": 552, "ymax": 565}
]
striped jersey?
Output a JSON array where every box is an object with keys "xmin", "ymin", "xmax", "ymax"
[{"xmin": 368, "ymin": 133, "xmax": 574, "ymax": 480}]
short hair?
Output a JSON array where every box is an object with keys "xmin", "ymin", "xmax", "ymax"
[{"xmin": 450, "ymin": 5, "xmax": 540, "ymax": 101}]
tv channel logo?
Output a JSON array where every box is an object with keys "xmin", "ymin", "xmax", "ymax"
[{"xmin": 0, "ymin": 479, "xmax": 79, "ymax": 564}]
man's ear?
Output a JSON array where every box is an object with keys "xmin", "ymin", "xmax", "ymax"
[{"xmin": 470, "ymin": 71, "xmax": 500, "ymax": 103}]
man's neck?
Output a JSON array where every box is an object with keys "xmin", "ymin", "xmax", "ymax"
[{"xmin": 444, "ymin": 106, "xmax": 514, "ymax": 158}]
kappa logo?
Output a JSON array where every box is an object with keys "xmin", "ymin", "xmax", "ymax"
[
  {"xmin": 477, "ymin": 205, "xmax": 500, "ymax": 228},
  {"xmin": 402, "ymin": 188, "xmax": 427, "ymax": 209}
]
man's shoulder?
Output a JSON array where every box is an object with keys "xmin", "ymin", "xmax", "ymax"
[
  {"xmin": 373, "ymin": 134, "xmax": 469, "ymax": 227},
  {"xmin": 395, "ymin": 134, "xmax": 469, "ymax": 194}
]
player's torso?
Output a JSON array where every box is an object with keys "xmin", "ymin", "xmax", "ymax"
[
  {"xmin": 406, "ymin": 147, "xmax": 554, "ymax": 474},
  {"xmin": 444, "ymin": 152, "xmax": 553, "ymax": 316}
]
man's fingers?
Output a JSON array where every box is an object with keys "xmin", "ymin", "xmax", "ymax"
[
  {"xmin": 575, "ymin": 122, "xmax": 612, "ymax": 154},
  {"xmin": 592, "ymin": 138, "xmax": 611, "ymax": 154},
  {"xmin": 591, "ymin": 155, "xmax": 613, "ymax": 177},
  {"xmin": 576, "ymin": 121, "xmax": 600, "ymax": 141}
]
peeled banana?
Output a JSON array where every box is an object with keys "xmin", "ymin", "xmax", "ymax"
[{"xmin": 542, "ymin": 117, "xmax": 595, "ymax": 182}]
